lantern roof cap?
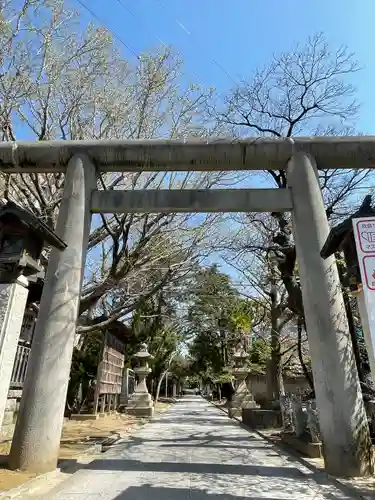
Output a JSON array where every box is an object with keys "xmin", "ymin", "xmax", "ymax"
[{"xmin": 0, "ymin": 201, "xmax": 66, "ymax": 250}]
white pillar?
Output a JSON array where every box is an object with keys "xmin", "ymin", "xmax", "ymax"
[
  {"xmin": 0, "ymin": 276, "xmax": 28, "ymax": 428},
  {"xmin": 355, "ymin": 289, "xmax": 375, "ymax": 386},
  {"xmin": 9, "ymin": 155, "xmax": 96, "ymax": 473},
  {"xmin": 288, "ymin": 152, "xmax": 373, "ymax": 477}
]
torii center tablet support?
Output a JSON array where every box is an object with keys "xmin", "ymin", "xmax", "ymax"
[{"xmin": 1, "ymin": 137, "xmax": 373, "ymax": 477}]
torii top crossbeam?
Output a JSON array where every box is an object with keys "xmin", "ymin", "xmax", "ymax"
[{"xmin": 0, "ymin": 136, "xmax": 374, "ymax": 173}]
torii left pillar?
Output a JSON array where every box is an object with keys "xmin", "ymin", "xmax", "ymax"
[{"xmin": 9, "ymin": 155, "xmax": 96, "ymax": 473}]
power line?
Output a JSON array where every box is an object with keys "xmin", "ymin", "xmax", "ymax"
[
  {"xmin": 75, "ymin": 0, "xmax": 139, "ymax": 59},
  {"xmin": 114, "ymin": 0, "xmax": 168, "ymax": 49},
  {"xmin": 153, "ymin": 0, "xmax": 238, "ymax": 85},
  {"xmin": 74, "ymin": 0, "xmax": 228, "ymax": 136},
  {"xmin": 76, "ymin": 0, "xmax": 206, "ymax": 90},
  {"xmin": 112, "ymin": 0, "xmax": 208, "ymax": 90},
  {"xmin": 114, "ymin": 0, "xmax": 238, "ymax": 85}
]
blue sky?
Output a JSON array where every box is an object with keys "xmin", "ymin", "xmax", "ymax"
[{"xmin": 79, "ymin": 0, "xmax": 375, "ymax": 134}]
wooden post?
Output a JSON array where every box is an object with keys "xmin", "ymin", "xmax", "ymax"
[
  {"xmin": 93, "ymin": 335, "xmax": 105, "ymax": 415},
  {"xmin": 93, "ymin": 361, "xmax": 103, "ymax": 415},
  {"xmin": 99, "ymin": 394, "xmax": 105, "ymax": 414}
]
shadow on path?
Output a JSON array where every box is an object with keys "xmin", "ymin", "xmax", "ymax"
[
  {"xmin": 45, "ymin": 397, "xmax": 372, "ymax": 499},
  {"xmin": 156, "ymin": 418, "xmax": 238, "ymax": 425},
  {"xmin": 111, "ymin": 484, "xmax": 288, "ymax": 499},
  {"xmin": 84, "ymin": 458, "xmax": 308, "ymax": 479}
]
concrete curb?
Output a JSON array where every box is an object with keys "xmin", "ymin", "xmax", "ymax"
[
  {"xmin": 210, "ymin": 400, "xmax": 371, "ymax": 500},
  {"xmin": 0, "ymin": 412, "xmax": 157, "ymax": 500},
  {"xmin": 0, "ymin": 469, "xmax": 62, "ymax": 499},
  {"xmin": 0, "ymin": 411, "xmax": 158, "ymax": 498},
  {"xmin": 0, "ymin": 408, "xmax": 170, "ymax": 498},
  {"xmin": 0, "ymin": 442, "xmax": 103, "ymax": 499}
]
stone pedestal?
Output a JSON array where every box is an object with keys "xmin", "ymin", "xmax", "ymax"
[
  {"xmin": 242, "ymin": 408, "xmax": 282, "ymax": 429},
  {"xmin": 126, "ymin": 344, "xmax": 154, "ymax": 418},
  {"xmin": 0, "ymin": 275, "xmax": 29, "ymax": 429},
  {"xmin": 229, "ymin": 351, "xmax": 257, "ymax": 419}
]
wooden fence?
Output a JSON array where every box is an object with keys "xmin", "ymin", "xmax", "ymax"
[
  {"xmin": 10, "ymin": 309, "xmax": 37, "ymax": 389},
  {"xmin": 93, "ymin": 332, "xmax": 125, "ymax": 414},
  {"xmin": 10, "ymin": 340, "xmax": 31, "ymax": 388}
]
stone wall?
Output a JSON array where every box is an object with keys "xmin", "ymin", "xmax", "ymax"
[
  {"xmin": 1, "ymin": 390, "xmax": 22, "ymax": 439},
  {"xmin": 247, "ymin": 373, "xmax": 310, "ymax": 402}
]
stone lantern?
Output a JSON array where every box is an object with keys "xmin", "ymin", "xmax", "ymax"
[
  {"xmin": 0, "ymin": 201, "xmax": 66, "ymax": 429},
  {"xmin": 126, "ymin": 343, "xmax": 154, "ymax": 418},
  {"xmin": 0, "ymin": 201, "xmax": 66, "ymax": 282},
  {"xmin": 228, "ymin": 332, "xmax": 258, "ymax": 418}
]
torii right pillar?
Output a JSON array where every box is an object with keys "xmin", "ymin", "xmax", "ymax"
[{"xmin": 288, "ymin": 152, "xmax": 373, "ymax": 477}]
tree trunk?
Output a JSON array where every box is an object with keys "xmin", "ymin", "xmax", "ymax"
[
  {"xmin": 154, "ymin": 351, "xmax": 177, "ymax": 404},
  {"xmin": 155, "ymin": 370, "xmax": 168, "ymax": 403},
  {"xmin": 267, "ymin": 351, "xmax": 284, "ymax": 400},
  {"xmin": 297, "ymin": 317, "xmax": 314, "ymax": 391},
  {"xmin": 266, "ymin": 284, "xmax": 284, "ymax": 400}
]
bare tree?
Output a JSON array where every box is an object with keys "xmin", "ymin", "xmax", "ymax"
[
  {"xmin": 211, "ymin": 34, "xmax": 373, "ymax": 398},
  {"xmin": 217, "ymin": 33, "xmax": 359, "ymax": 139},
  {"xmin": 219, "ymin": 225, "xmax": 311, "ymax": 398},
  {"xmin": 0, "ymin": 0, "xmax": 236, "ymax": 331}
]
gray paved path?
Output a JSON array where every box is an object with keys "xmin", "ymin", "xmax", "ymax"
[{"xmin": 43, "ymin": 396, "xmax": 361, "ymax": 499}]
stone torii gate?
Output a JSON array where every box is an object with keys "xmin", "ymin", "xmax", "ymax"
[{"xmin": 0, "ymin": 137, "xmax": 373, "ymax": 477}]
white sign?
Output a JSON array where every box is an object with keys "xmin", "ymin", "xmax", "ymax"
[
  {"xmin": 352, "ymin": 218, "xmax": 375, "ymax": 384},
  {"xmin": 355, "ymin": 218, "xmax": 375, "ymax": 252},
  {"xmin": 354, "ymin": 218, "xmax": 375, "ymax": 290}
]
